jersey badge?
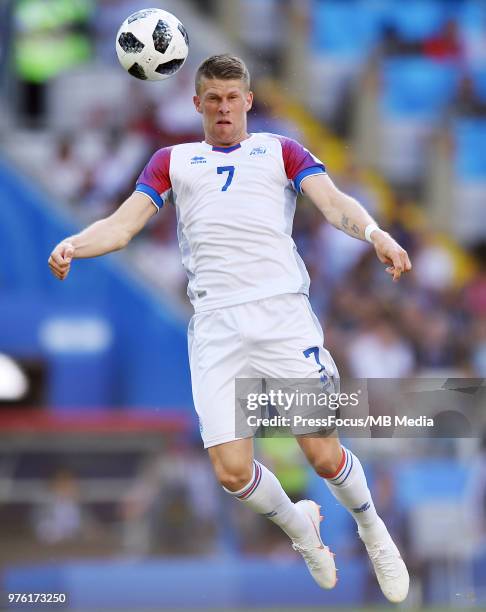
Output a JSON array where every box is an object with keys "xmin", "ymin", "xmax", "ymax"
[
  {"xmin": 190, "ymin": 155, "xmax": 207, "ymax": 164},
  {"xmin": 249, "ymin": 146, "xmax": 267, "ymax": 156}
]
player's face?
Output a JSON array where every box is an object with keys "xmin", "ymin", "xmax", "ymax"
[{"xmin": 194, "ymin": 78, "xmax": 253, "ymax": 147}]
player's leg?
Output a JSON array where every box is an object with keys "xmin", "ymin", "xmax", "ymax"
[
  {"xmin": 297, "ymin": 434, "xmax": 409, "ymax": 603},
  {"xmin": 188, "ymin": 303, "xmax": 335, "ymax": 588},
  {"xmin": 248, "ymin": 293, "xmax": 408, "ymax": 602},
  {"xmin": 208, "ymin": 438, "xmax": 310, "ymax": 539},
  {"xmin": 208, "ymin": 436, "xmax": 336, "ymax": 589},
  {"xmin": 297, "ymin": 434, "xmax": 379, "ymax": 530}
]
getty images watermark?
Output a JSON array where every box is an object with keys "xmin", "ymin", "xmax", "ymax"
[{"xmin": 234, "ymin": 378, "xmax": 486, "ymax": 438}]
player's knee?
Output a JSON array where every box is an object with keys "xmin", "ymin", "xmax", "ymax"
[
  {"xmin": 214, "ymin": 465, "xmax": 253, "ymax": 492},
  {"xmin": 309, "ymin": 451, "xmax": 342, "ymax": 478}
]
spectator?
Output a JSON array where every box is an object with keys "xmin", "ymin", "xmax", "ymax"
[
  {"xmin": 347, "ymin": 316, "xmax": 416, "ymax": 378},
  {"xmin": 120, "ymin": 443, "xmax": 219, "ymax": 555},
  {"xmin": 471, "ymin": 316, "xmax": 486, "ymax": 376},
  {"xmin": 451, "ymin": 74, "xmax": 486, "ymax": 118},
  {"xmin": 82, "ymin": 127, "xmax": 149, "ymax": 220},
  {"xmin": 379, "ymin": 24, "xmax": 421, "ymax": 57},
  {"xmin": 463, "ymin": 242, "xmax": 486, "ymax": 317},
  {"xmin": 423, "ymin": 19, "xmax": 462, "ymax": 62},
  {"xmin": 416, "ymin": 312, "xmax": 459, "ymax": 370},
  {"xmin": 46, "ymin": 135, "xmax": 90, "ymax": 205},
  {"xmin": 412, "ymin": 233, "xmax": 455, "ymax": 294},
  {"xmin": 31, "ymin": 469, "xmax": 84, "ymax": 544},
  {"xmin": 238, "ymin": 0, "xmax": 285, "ymax": 77},
  {"xmin": 155, "ymin": 69, "xmax": 203, "ymax": 145}
]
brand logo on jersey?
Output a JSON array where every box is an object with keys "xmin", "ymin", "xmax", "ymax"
[
  {"xmin": 190, "ymin": 155, "xmax": 207, "ymax": 164},
  {"xmin": 250, "ymin": 146, "xmax": 266, "ymax": 156}
]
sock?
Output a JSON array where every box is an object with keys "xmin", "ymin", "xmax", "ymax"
[
  {"xmin": 323, "ymin": 446, "xmax": 379, "ymax": 532},
  {"xmin": 224, "ymin": 460, "xmax": 309, "ymax": 542}
]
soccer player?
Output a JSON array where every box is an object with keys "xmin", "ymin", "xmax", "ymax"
[{"xmin": 48, "ymin": 55, "xmax": 411, "ymax": 602}]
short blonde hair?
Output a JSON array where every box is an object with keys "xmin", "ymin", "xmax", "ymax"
[{"xmin": 195, "ymin": 54, "xmax": 250, "ymax": 94}]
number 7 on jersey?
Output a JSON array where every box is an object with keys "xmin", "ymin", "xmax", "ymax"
[{"xmin": 217, "ymin": 166, "xmax": 235, "ymax": 191}]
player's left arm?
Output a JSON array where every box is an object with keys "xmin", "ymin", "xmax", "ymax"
[{"xmin": 302, "ymin": 173, "xmax": 412, "ymax": 281}]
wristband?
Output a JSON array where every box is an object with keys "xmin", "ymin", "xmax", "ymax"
[{"xmin": 365, "ymin": 223, "xmax": 379, "ymax": 243}]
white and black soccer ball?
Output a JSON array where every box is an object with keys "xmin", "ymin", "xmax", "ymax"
[{"xmin": 116, "ymin": 8, "xmax": 189, "ymax": 81}]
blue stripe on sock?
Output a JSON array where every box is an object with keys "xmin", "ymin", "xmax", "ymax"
[
  {"xmin": 335, "ymin": 452, "xmax": 354, "ymax": 486},
  {"xmin": 330, "ymin": 448, "xmax": 349, "ymax": 483},
  {"xmin": 236, "ymin": 460, "xmax": 261, "ymax": 499},
  {"xmin": 244, "ymin": 462, "xmax": 262, "ymax": 499}
]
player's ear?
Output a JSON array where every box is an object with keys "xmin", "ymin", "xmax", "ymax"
[
  {"xmin": 193, "ymin": 95, "xmax": 202, "ymax": 114},
  {"xmin": 245, "ymin": 91, "xmax": 254, "ymax": 112}
]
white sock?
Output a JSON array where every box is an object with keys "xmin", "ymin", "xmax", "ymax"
[
  {"xmin": 324, "ymin": 446, "xmax": 379, "ymax": 532},
  {"xmin": 224, "ymin": 460, "xmax": 309, "ymax": 542}
]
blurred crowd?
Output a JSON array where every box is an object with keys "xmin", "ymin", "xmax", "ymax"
[
  {"xmin": 298, "ymin": 197, "xmax": 486, "ymax": 379},
  {"xmin": 377, "ymin": 16, "xmax": 486, "ymax": 113},
  {"xmin": 3, "ymin": 0, "xmax": 485, "ymax": 377}
]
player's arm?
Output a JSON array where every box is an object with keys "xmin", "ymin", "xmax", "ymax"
[
  {"xmin": 48, "ymin": 192, "xmax": 156, "ymax": 281},
  {"xmin": 302, "ymin": 173, "xmax": 412, "ymax": 281}
]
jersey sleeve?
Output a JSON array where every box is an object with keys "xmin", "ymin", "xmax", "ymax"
[
  {"xmin": 278, "ymin": 136, "xmax": 326, "ymax": 194},
  {"xmin": 135, "ymin": 146, "xmax": 173, "ymax": 210}
]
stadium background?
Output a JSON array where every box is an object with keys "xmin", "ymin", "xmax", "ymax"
[{"xmin": 0, "ymin": 0, "xmax": 485, "ymax": 610}]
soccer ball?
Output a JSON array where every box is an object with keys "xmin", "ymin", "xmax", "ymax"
[{"xmin": 116, "ymin": 8, "xmax": 189, "ymax": 81}]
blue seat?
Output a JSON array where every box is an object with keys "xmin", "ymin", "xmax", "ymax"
[
  {"xmin": 382, "ymin": 57, "xmax": 459, "ymax": 118},
  {"xmin": 458, "ymin": 0, "xmax": 486, "ymax": 36},
  {"xmin": 453, "ymin": 118, "xmax": 486, "ymax": 179},
  {"xmin": 473, "ymin": 549, "xmax": 486, "ymax": 605},
  {"xmin": 394, "ymin": 459, "xmax": 468, "ymax": 511},
  {"xmin": 472, "ymin": 68, "xmax": 486, "ymax": 101},
  {"xmin": 385, "ymin": 0, "xmax": 449, "ymax": 41},
  {"xmin": 311, "ymin": 0, "xmax": 381, "ymax": 57}
]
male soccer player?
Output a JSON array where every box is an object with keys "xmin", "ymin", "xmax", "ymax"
[{"xmin": 49, "ymin": 55, "xmax": 411, "ymax": 602}]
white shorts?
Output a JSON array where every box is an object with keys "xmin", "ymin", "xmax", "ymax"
[{"xmin": 187, "ymin": 293, "xmax": 339, "ymax": 448}]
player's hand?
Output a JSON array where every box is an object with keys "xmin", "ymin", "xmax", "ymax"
[
  {"xmin": 371, "ymin": 230, "xmax": 412, "ymax": 282},
  {"xmin": 48, "ymin": 242, "xmax": 75, "ymax": 281}
]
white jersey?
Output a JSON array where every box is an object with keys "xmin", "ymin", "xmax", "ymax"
[{"xmin": 135, "ymin": 132, "xmax": 326, "ymax": 312}]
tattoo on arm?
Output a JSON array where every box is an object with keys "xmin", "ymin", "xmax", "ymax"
[{"xmin": 341, "ymin": 214, "xmax": 361, "ymax": 235}]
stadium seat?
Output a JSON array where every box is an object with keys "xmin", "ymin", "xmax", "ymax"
[
  {"xmin": 458, "ymin": 0, "xmax": 486, "ymax": 36},
  {"xmin": 384, "ymin": 0, "xmax": 448, "ymax": 41},
  {"xmin": 473, "ymin": 548, "xmax": 486, "ymax": 605},
  {"xmin": 381, "ymin": 58, "xmax": 459, "ymax": 118},
  {"xmin": 394, "ymin": 460, "xmax": 468, "ymax": 511},
  {"xmin": 472, "ymin": 67, "xmax": 486, "ymax": 101},
  {"xmin": 311, "ymin": 0, "xmax": 380, "ymax": 57},
  {"xmin": 453, "ymin": 118, "xmax": 486, "ymax": 179}
]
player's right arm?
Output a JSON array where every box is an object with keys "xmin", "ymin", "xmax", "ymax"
[{"xmin": 48, "ymin": 192, "xmax": 156, "ymax": 281}]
